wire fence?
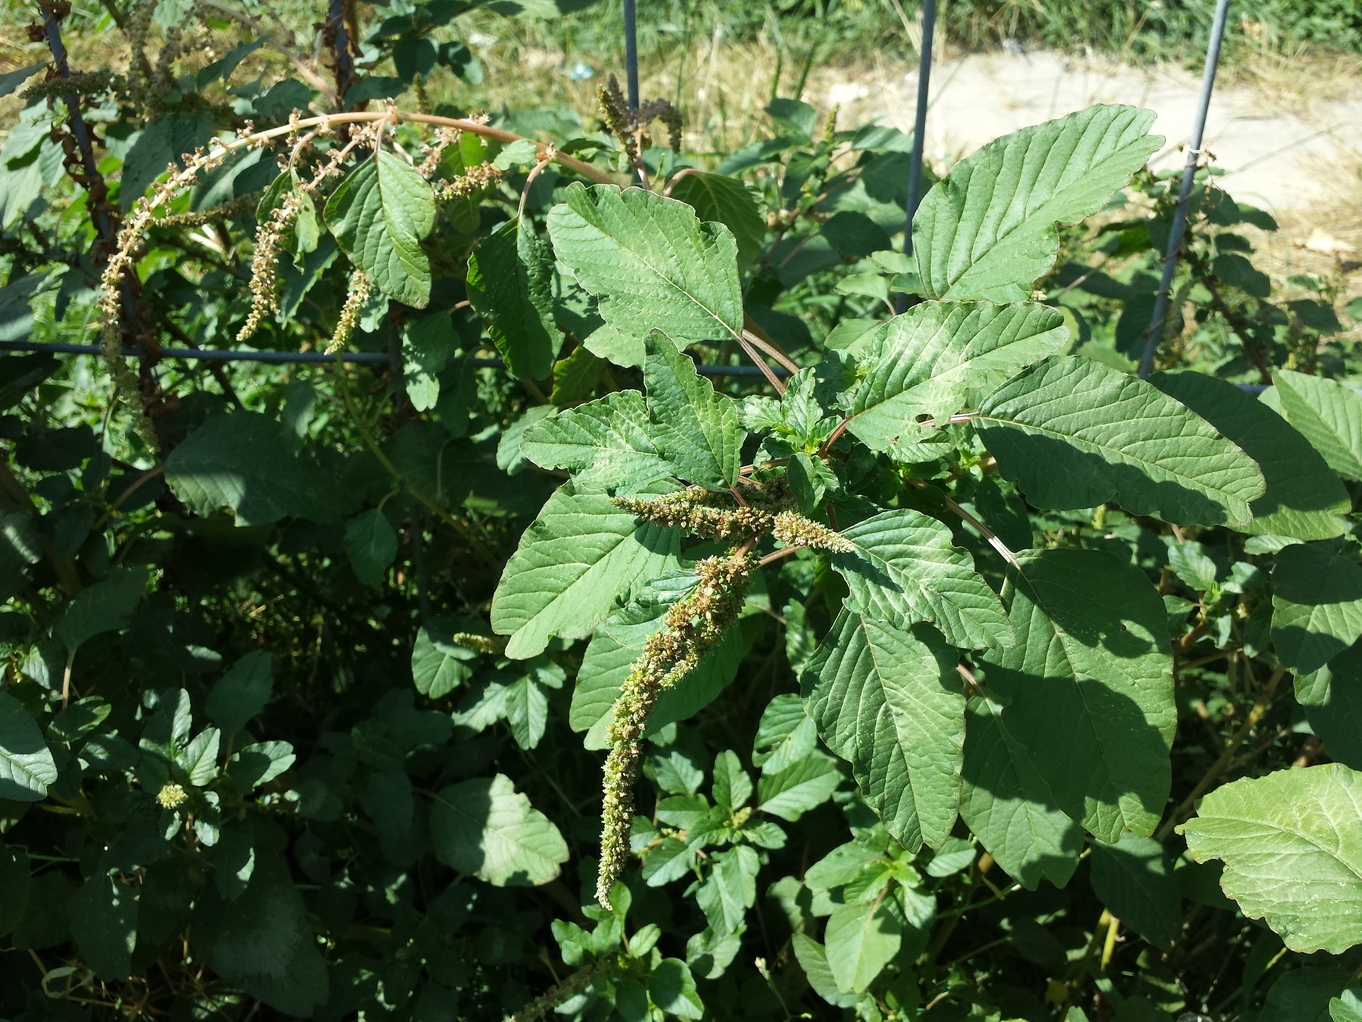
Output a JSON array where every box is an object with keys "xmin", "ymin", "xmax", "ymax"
[{"xmin": 6, "ymin": 0, "xmax": 1235, "ymax": 392}]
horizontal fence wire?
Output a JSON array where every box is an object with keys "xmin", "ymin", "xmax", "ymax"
[{"xmin": 0, "ymin": 340, "xmax": 790, "ymax": 377}]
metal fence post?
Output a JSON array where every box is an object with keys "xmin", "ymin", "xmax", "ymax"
[
  {"xmin": 1138, "ymin": 0, "xmax": 1232, "ymax": 379},
  {"xmin": 623, "ymin": 0, "xmax": 639, "ymax": 110},
  {"xmin": 895, "ymin": 0, "xmax": 936, "ymax": 315}
]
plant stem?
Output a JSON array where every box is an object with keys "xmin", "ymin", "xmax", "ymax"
[{"xmin": 1155, "ymin": 663, "xmax": 1286, "ymax": 840}]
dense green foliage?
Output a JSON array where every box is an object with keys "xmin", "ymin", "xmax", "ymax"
[{"xmin": 1, "ymin": 3, "xmax": 1362, "ymax": 1022}]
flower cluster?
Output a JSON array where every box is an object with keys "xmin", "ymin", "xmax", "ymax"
[
  {"xmin": 771, "ymin": 509, "xmax": 855, "ymax": 553},
  {"xmin": 435, "ymin": 161, "xmax": 503, "ymax": 202},
  {"xmin": 610, "ymin": 487, "xmax": 772, "ymax": 542},
  {"xmin": 326, "ymin": 269, "xmax": 373, "ymax": 355},
  {"xmin": 596, "ymin": 551, "xmax": 755, "ymax": 908}
]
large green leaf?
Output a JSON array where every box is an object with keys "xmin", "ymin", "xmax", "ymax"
[
  {"xmin": 1088, "ymin": 833, "xmax": 1183, "ymax": 949},
  {"xmin": 977, "ymin": 357, "xmax": 1265, "ymax": 528},
  {"xmin": 430, "ymin": 773, "xmax": 569, "ymax": 885},
  {"xmin": 792, "ymin": 934, "xmax": 861, "ymax": 1008},
  {"xmin": 193, "ymin": 857, "xmax": 329, "ymax": 1016},
  {"xmin": 1259, "ymin": 970, "xmax": 1351, "ymax": 1022},
  {"xmin": 521, "ymin": 391, "xmax": 677, "ymax": 495},
  {"xmin": 1272, "ymin": 539, "xmax": 1362, "ymax": 674},
  {"xmin": 68, "ymin": 874, "xmax": 137, "ymax": 981},
  {"xmin": 547, "ymin": 184, "xmax": 743, "ymax": 359},
  {"xmin": 466, "ymin": 217, "xmax": 563, "ymax": 380},
  {"xmin": 490, "ymin": 482, "xmax": 681, "ymax": 659},
  {"xmin": 913, "ymin": 105, "xmax": 1161, "ymax": 301},
  {"xmin": 981, "ymin": 548, "xmax": 1174, "ymax": 842},
  {"xmin": 324, "ymin": 149, "xmax": 435, "ymax": 307},
  {"xmin": 1151, "ymin": 372, "xmax": 1348, "ymax": 540},
  {"xmin": 164, "ymin": 412, "xmax": 347, "ymax": 526},
  {"xmin": 54, "ymin": 566, "xmax": 149, "ymax": 652},
  {"xmin": 824, "ymin": 897, "xmax": 903, "ymax": 994},
  {"xmin": 846, "ymin": 301, "xmax": 1068, "ymax": 454},
  {"xmin": 570, "ymin": 596, "xmax": 744, "ymax": 749},
  {"xmin": 344, "ymin": 509, "xmax": 398, "ymax": 589},
  {"xmin": 644, "ymin": 332, "xmax": 747, "ymax": 490},
  {"xmin": 1296, "ymin": 639, "xmax": 1362, "ymax": 769},
  {"xmin": 958, "ymin": 693, "xmax": 1083, "ymax": 890},
  {"xmin": 1272, "ymin": 369, "xmax": 1362, "ymax": 481},
  {"xmin": 804, "ymin": 611, "xmax": 965, "ymax": 851},
  {"xmin": 0, "ymin": 692, "xmax": 57, "ymax": 802},
  {"xmin": 831, "ymin": 508, "xmax": 1012, "ymax": 650},
  {"xmin": 1181, "ymin": 763, "xmax": 1362, "ymax": 954},
  {"xmin": 666, "ymin": 171, "xmax": 767, "ymax": 266},
  {"xmin": 206, "ymin": 652, "xmax": 273, "ymax": 736}
]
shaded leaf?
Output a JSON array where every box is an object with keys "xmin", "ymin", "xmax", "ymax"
[{"xmin": 977, "ymin": 357, "xmax": 1265, "ymax": 528}]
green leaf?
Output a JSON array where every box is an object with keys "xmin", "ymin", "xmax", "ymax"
[
  {"xmin": 466, "ymin": 217, "xmax": 563, "ymax": 379},
  {"xmin": 550, "ymin": 345, "xmax": 605, "ymax": 405},
  {"xmin": 832, "ymin": 508, "xmax": 1012, "ymax": 650},
  {"xmin": 914, "ymin": 105, "xmax": 1161, "ymax": 301},
  {"xmin": 713, "ymin": 749, "xmax": 753, "ymax": 816},
  {"xmin": 959, "ymin": 693, "xmax": 1083, "ymax": 890},
  {"xmin": 977, "ymin": 357, "xmax": 1265, "ymax": 528},
  {"xmin": 362, "ymin": 769, "xmax": 414, "ymax": 839},
  {"xmin": 1296, "ymin": 640, "xmax": 1362, "ymax": 769},
  {"xmin": 68, "ymin": 874, "xmax": 137, "ymax": 981},
  {"xmin": 1332, "ymin": 989, "xmax": 1362, "ymax": 1022},
  {"xmin": 430, "ymin": 773, "xmax": 569, "ymax": 885},
  {"xmin": 547, "ymin": 184, "xmax": 743, "ymax": 358},
  {"xmin": 504, "ymin": 660, "xmax": 565, "ymax": 749},
  {"xmin": 206, "ymin": 652, "xmax": 273, "ymax": 736},
  {"xmin": 792, "ymin": 934, "xmax": 861, "ymax": 1008},
  {"xmin": 824, "ymin": 898, "xmax": 903, "ymax": 994},
  {"xmin": 344, "ymin": 509, "xmax": 398, "ymax": 589},
  {"xmin": 411, "ymin": 619, "xmax": 478, "ymax": 699},
  {"xmin": 1272, "ymin": 539, "xmax": 1362, "ymax": 674},
  {"xmin": 0, "ymin": 63, "xmax": 44, "ymax": 99},
  {"xmin": 1271, "ymin": 370, "xmax": 1362, "ymax": 481},
  {"xmin": 0, "ymin": 840, "xmax": 29, "ymax": 936},
  {"xmin": 752, "ymin": 694, "xmax": 818, "ymax": 774},
  {"xmin": 177, "ymin": 727, "xmax": 222, "ymax": 786},
  {"xmin": 521, "ymin": 391, "xmax": 677, "ymax": 495},
  {"xmin": 649, "ymin": 958, "xmax": 705, "ymax": 1019},
  {"xmin": 193, "ymin": 857, "xmax": 329, "ymax": 1015},
  {"xmin": 846, "ymin": 301, "xmax": 1068, "ymax": 454},
  {"xmin": 666, "ymin": 171, "xmax": 766, "ymax": 266},
  {"xmin": 804, "ymin": 612, "xmax": 965, "ymax": 851},
  {"xmin": 0, "ymin": 509, "xmax": 40, "ymax": 602},
  {"xmin": 1089, "ymin": 833, "xmax": 1183, "ymax": 949},
  {"xmin": 0, "ymin": 691, "xmax": 57, "ymax": 802},
  {"xmin": 324, "ymin": 149, "xmax": 435, "ymax": 307},
  {"xmin": 757, "ymin": 752, "xmax": 841, "ymax": 821},
  {"xmin": 645, "ymin": 332, "xmax": 747, "ymax": 489},
  {"xmin": 571, "ymin": 595, "xmax": 744, "ymax": 749},
  {"xmin": 165, "ymin": 412, "xmax": 347, "ymax": 526},
  {"xmin": 1181, "ymin": 763, "xmax": 1362, "ymax": 954},
  {"xmin": 1151, "ymin": 372, "xmax": 1348, "ymax": 540},
  {"xmin": 981, "ymin": 548, "xmax": 1175, "ymax": 842},
  {"xmin": 1258, "ymin": 969, "xmax": 1350, "ymax": 1022},
  {"xmin": 491, "ymin": 482, "xmax": 681, "ymax": 659},
  {"xmin": 695, "ymin": 845, "xmax": 759, "ymax": 935},
  {"xmin": 402, "ymin": 313, "xmax": 458, "ymax": 412},
  {"xmin": 54, "ymin": 566, "xmax": 150, "ymax": 652}
]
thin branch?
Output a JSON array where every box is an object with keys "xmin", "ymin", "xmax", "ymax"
[
  {"xmin": 908, "ymin": 478, "xmax": 1019, "ymax": 568},
  {"xmin": 741, "ymin": 329, "xmax": 801, "ymax": 376},
  {"xmin": 734, "ymin": 331, "xmax": 785, "ymax": 394},
  {"xmin": 199, "ymin": 1, "xmax": 339, "ymax": 106},
  {"xmin": 518, "ymin": 158, "xmax": 555, "ymax": 220}
]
